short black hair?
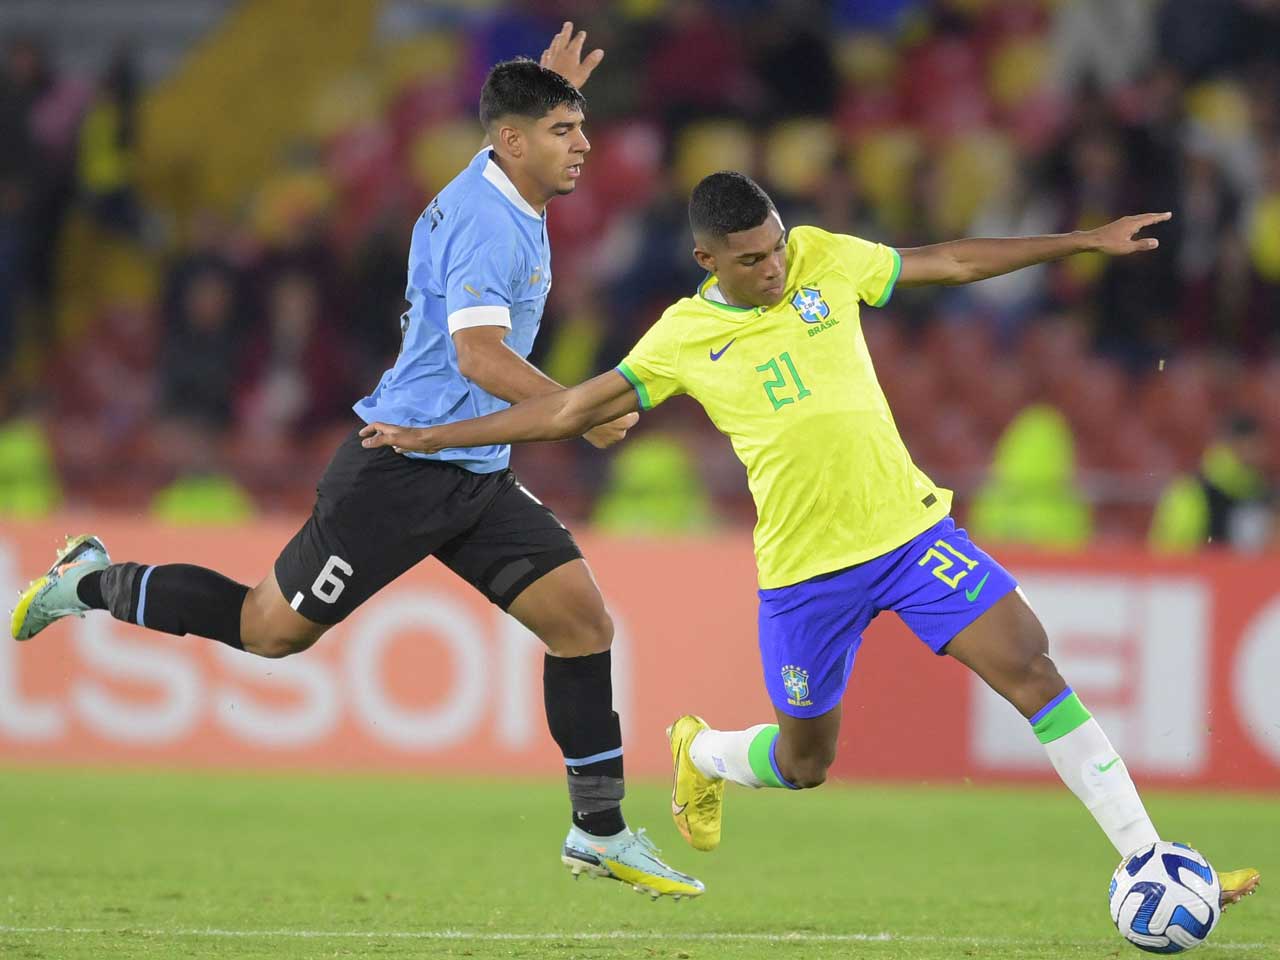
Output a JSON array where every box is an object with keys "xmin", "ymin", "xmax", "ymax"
[
  {"xmin": 479, "ymin": 58, "xmax": 585, "ymax": 129},
  {"xmin": 689, "ymin": 171, "xmax": 775, "ymax": 241}
]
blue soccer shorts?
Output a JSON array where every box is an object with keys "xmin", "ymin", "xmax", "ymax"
[{"xmin": 757, "ymin": 516, "xmax": 1017, "ymax": 718}]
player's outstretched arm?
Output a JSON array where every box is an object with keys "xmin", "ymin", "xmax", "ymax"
[
  {"xmin": 360, "ymin": 370, "xmax": 639, "ymax": 455},
  {"xmin": 895, "ymin": 212, "xmax": 1172, "ymax": 288}
]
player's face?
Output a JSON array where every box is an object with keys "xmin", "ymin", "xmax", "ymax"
[
  {"xmin": 523, "ymin": 104, "xmax": 590, "ymax": 198},
  {"xmin": 697, "ymin": 212, "xmax": 789, "ymax": 308}
]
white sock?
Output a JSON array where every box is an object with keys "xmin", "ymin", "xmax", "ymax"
[
  {"xmin": 1044, "ymin": 717, "xmax": 1160, "ymax": 858},
  {"xmin": 689, "ymin": 724, "xmax": 775, "ymax": 788}
]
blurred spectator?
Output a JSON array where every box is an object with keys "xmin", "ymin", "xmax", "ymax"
[
  {"xmin": 643, "ymin": 1, "xmax": 752, "ymax": 124},
  {"xmin": 1149, "ymin": 413, "xmax": 1276, "ymax": 552},
  {"xmin": 592, "ymin": 433, "xmax": 713, "ymax": 535},
  {"xmin": 748, "ymin": 1, "xmax": 838, "ymax": 122},
  {"xmin": 346, "ymin": 215, "xmax": 412, "ymax": 388},
  {"xmin": 48, "ymin": 303, "xmax": 158, "ymax": 441},
  {"xmin": 966, "ymin": 165, "xmax": 1058, "ymax": 338},
  {"xmin": 159, "ymin": 264, "xmax": 241, "ymax": 429},
  {"xmin": 1157, "ymin": 0, "xmax": 1253, "ymax": 82},
  {"xmin": 1172, "ymin": 130, "xmax": 1244, "ymax": 345},
  {"xmin": 0, "ymin": 36, "xmax": 78, "ymax": 363},
  {"xmin": 0, "ymin": 389, "xmax": 60, "ymax": 518},
  {"xmin": 151, "ymin": 472, "xmax": 256, "ymax": 525},
  {"xmin": 75, "ymin": 49, "xmax": 141, "ymax": 236},
  {"xmin": 0, "ymin": 180, "xmax": 20, "ymax": 376},
  {"xmin": 238, "ymin": 272, "xmax": 353, "ymax": 438},
  {"xmin": 1049, "ymin": 0, "xmax": 1155, "ymax": 95},
  {"xmin": 968, "ymin": 404, "xmax": 1093, "ymax": 549}
]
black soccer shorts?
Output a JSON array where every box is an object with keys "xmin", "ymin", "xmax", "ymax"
[{"xmin": 274, "ymin": 426, "xmax": 583, "ymax": 624}]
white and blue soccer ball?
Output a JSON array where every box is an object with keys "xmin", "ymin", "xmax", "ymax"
[{"xmin": 1109, "ymin": 841, "xmax": 1221, "ymax": 953}]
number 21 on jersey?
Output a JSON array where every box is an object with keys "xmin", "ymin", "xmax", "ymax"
[{"xmin": 756, "ymin": 352, "xmax": 811, "ymax": 412}]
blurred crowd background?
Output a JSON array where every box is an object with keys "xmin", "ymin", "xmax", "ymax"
[{"xmin": 0, "ymin": 0, "xmax": 1277, "ymax": 551}]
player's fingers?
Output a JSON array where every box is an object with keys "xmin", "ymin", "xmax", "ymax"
[
  {"xmin": 1142, "ymin": 238, "xmax": 1159, "ymax": 250},
  {"xmin": 545, "ymin": 22, "xmax": 569, "ymax": 58},
  {"xmin": 361, "ymin": 425, "xmax": 395, "ymax": 447},
  {"xmin": 582, "ymin": 48, "xmax": 604, "ymax": 72},
  {"xmin": 568, "ymin": 29, "xmax": 586, "ymax": 56}
]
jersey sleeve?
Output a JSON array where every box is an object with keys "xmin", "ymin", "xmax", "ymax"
[
  {"xmin": 443, "ymin": 217, "xmax": 517, "ymax": 334},
  {"xmin": 831, "ymin": 232, "xmax": 902, "ymax": 307},
  {"xmin": 615, "ymin": 312, "xmax": 686, "ymax": 411}
]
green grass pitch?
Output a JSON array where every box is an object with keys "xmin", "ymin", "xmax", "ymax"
[{"xmin": 1, "ymin": 768, "xmax": 1275, "ymax": 959}]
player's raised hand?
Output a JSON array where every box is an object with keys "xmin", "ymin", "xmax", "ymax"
[
  {"xmin": 1088, "ymin": 212, "xmax": 1172, "ymax": 256},
  {"xmin": 584, "ymin": 412, "xmax": 639, "ymax": 449},
  {"xmin": 539, "ymin": 21, "xmax": 604, "ymax": 90},
  {"xmin": 360, "ymin": 422, "xmax": 436, "ymax": 454}
]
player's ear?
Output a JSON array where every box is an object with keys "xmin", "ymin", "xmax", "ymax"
[
  {"xmin": 692, "ymin": 245, "xmax": 715, "ymax": 274},
  {"xmin": 495, "ymin": 121, "xmax": 523, "ymax": 159}
]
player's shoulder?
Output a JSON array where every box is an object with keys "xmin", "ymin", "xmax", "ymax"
[
  {"xmin": 788, "ymin": 223, "xmax": 873, "ymax": 256},
  {"xmin": 788, "ymin": 224, "xmax": 889, "ymax": 274},
  {"xmin": 429, "ymin": 183, "xmax": 522, "ymax": 252}
]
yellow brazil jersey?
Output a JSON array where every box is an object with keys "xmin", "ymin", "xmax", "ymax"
[{"xmin": 616, "ymin": 225, "xmax": 952, "ymax": 589}]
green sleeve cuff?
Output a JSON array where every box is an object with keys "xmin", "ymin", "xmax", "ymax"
[
  {"xmin": 615, "ymin": 362, "xmax": 653, "ymax": 411},
  {"xmin": 872, "ymin": 247, "xmax": 902, "ymax": 307}
]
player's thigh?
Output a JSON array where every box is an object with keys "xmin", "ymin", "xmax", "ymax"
[
  {"xmin": 506, "ymin": 559, "xmax": 612, "ymax": 656},
  {"xmin": 756, "ymin": 570, "xmax": 873, "ymax": 729},
  {"xmin": 944, "ymin": 589, "xmax": 1062, "ymax": 718},
  {"xmin": 888, "ymin": 516, "xmax": 1019, "ymax": 655},
  {"xmin": 274, "ymin": 428, "xmax": 478, "ymax": 626},
  {"xmin": 436, "ymin": 473, "xmax": 594, "ymax": 652}
]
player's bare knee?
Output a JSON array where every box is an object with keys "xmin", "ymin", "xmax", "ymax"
[
  {"xmin": 241, "ymin": 628, "xmax": 315, "ymax": 659},
  {"xmin": 786, "ymin": 756, "xmax": 831, "ymax": 789},
  {"xmin": 240, "ymin": 607, "xmax": 325, "ymax": 659},
  {"xmin": 778, "ymin": 738, "xmax": 837, "ymax": 789},
  {"xmin": 543, "ymin": 605, "xmax": 613, "ymax": 657}
]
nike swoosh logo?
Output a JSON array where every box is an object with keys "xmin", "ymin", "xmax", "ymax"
[
  {"xmin": 964, "ymin": 571, "xmax": 990, "ymax": 602},
  {"xmin": 464, "ymin": 283, "xmax": 482, "ymax": 298},
  {"xmin": 709, "ymin": 338, "xmax": 737, "ymax": 361},
  {"xmin": 1096, "ymin": 757, "xmax": 1121, "ymax": 773},
  {"xmin": 671, "ymin": 740, "xmax": 688, "ymax": 817}
]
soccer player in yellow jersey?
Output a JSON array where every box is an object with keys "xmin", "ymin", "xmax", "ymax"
[{"xmin": 360, "ymin": 172, "xmax": 1259, "ymax": 908}]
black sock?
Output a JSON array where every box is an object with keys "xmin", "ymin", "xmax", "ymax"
[
  {"xmin": 77, "ymin": 569, "xmax": 105, "ymax": 609},
  {"xmin": 544, "ymin": 650, "xmax": 627, "ymax": 837},
  {"xmin": 84, "ymin": 562, "xmax": 248, "ymax": 649}
]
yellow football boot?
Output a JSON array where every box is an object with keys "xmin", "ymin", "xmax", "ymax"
[
  {"xmin": 1220, "ymin": 867, "xmax": 1261, "ymax": 909},
  {"xmin": 667, "ymin": 714, "xmax": 724, "ymax": 852}
]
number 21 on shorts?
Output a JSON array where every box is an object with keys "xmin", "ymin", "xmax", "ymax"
[{"xmin": 916, "ymin": 540, "xmax": 978, "ymax": 588}]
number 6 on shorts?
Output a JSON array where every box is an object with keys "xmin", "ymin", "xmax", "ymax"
[{"xmin": 311, "ymin": 555, "xmax": 353, "ymax": 604}]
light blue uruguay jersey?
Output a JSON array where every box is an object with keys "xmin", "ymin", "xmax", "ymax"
[{"xmin": 353, "ymin": 148, "xmax": 552, "ymax": 472}]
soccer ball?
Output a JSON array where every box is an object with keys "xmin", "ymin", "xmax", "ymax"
[{"xmin": 1109, "ymin": 841, "xmax": 1221, "ymax": 953}]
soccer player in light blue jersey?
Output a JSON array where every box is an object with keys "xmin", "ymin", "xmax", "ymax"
[{"xmin": 12, "ymin": 24, "xmax": 702, "ymax": 900}]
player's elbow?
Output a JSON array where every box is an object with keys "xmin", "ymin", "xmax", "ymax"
[{"xmin": 454, "ymin": 342, "xmax": 488, "ymax": 383}]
